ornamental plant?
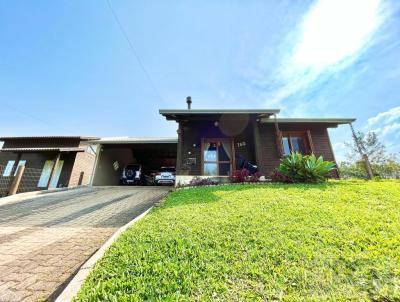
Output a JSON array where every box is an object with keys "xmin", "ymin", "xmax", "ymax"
[{"xmin": 277, "ymin": 152, "xmax": 336, "ymax": 183}]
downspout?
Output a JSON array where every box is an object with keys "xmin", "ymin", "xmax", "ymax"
[{"xmin": 349, "ymin": 123, "xmax": 373, "ymax": 179}]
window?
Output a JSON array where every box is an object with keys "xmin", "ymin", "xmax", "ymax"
[
  {"xmin": 2, "ymin": 160, "xmax": 15, "ymax": 177},
  {"xmin": 38, "ymin": 161, "xmax": 54, "ymax": 187},
  {"xmin": 202, "ymin": 139, "xmax": 233, "ymax": 176},
  {"xmin": 281, "ymin": 132, "xmax": 310, "ymax": 156},
  {"xmin": 14, "ymin": 160, "xmax": 26, "ymax": 176}
]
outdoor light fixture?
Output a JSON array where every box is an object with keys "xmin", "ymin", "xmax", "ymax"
[{"xmin": 214, "ymin": 121, "xmax": 219, "ymax": 127}]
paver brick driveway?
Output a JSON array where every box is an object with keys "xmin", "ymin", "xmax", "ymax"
[{"xmin": 0, "ymin": 186, "xmax": 169, "ymax": 302}]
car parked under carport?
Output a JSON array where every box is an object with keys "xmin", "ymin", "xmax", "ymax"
[{"xmin": 90, "ymin": 137, "xmax": 177, "ymax": 186}]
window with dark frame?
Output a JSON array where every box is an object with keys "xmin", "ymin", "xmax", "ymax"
[{"xmin": 281, "ymin": 131, "xmax": 310, "ymax": 156}]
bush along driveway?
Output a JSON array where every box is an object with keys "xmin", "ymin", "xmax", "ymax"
[{"xmin": 76, "ymin": 180, "xmax": 400, "ymax": 301}]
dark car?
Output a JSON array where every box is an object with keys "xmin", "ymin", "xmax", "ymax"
[{"xmin": 120, "ymin": 164, "xmax": 143, "ymax": 185}]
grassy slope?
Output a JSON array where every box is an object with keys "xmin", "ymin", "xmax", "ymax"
[{"xmin": 76, "ymin": 181, "xmax": 400, "ymax": 301}]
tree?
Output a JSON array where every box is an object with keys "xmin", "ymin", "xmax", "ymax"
[
  {"xmin": 344, "ymin": 131, "xmax": 391, "ymax": 164},
  {"xmin": 341, "ymin": 131, "xmax": 400, "ymax": 179}
]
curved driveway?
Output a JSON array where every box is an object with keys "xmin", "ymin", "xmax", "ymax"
[{"xmin": 0, "ymin": 186, "xmax": 169, "ymax": 302}]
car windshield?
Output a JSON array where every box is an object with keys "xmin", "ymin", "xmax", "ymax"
[
  {"xmin": 126, "ymin": 165, "xmax": 140, "ymax": 171},
  {"xmin": 160, "ymin": 167, "xmax": 175, "ymax": 173}
]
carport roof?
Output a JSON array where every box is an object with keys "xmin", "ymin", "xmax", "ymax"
[
  {"xmin": 0, "ymin": 136, "xmax": 98, "ymax": 140},
  {"xmin": 0, "ymin": 147, "xmax": 85, "ymax": 152},
  {"xmin": 90, "ymin": 137, "xmax": 178, "ymax": 144}
]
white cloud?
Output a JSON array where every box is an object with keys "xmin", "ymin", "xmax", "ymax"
[
  {"xmin": 366, "ymin": 107, "xmax": 400, "ymax": 156},
  {"xmin": 264, "ymin": 0, "xmax": 389, "ymax": 106},
  {"xmin": 367, "ymin": 106, "xmax": 400, "ymax": 126}
]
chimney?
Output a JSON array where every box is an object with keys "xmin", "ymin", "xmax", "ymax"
[{"xmin": 186, "ymin": 96, "xmax": 192, "ymax": 110}]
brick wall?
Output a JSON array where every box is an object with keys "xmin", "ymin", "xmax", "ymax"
[{"xmin": 68, "ymin": 150, "xmax": 96, "ymax": 186}]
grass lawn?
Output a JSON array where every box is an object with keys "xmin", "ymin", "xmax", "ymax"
[{"xmin": 75, "ymin": 180, "xmax": 400, "ymax": 301}]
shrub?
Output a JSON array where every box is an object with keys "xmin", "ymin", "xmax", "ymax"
[
  {"xmin": 277, "ymin": 152, "xmax": 336, "ymax": 183},
  {"xmin": 249, "ymin": 171, "xmax": 262, "ymax": 182},
  {"xmin": 270, "ymin": 170, "xmax": 294, "ymax": 183},
  {"xmin": 231, "ymin": 169, "xmax": 263, "ymax": 183},
  {"xmin": 231, "ymin": 169, "xmax": 249, "ymax": 183},
  {"xmin": 188, "ymin": 176, "xmax": 218, "ymax": 187}
]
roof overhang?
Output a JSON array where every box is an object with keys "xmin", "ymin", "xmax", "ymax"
[
  {"xmin": 159, "ymin": 109, "xmax": 280, "ymax": 121},
  {"xmin": 0, "ymin": 136, "xmax": 99, "ymax": 141},
  {"xmin": 89, "ymin": 137, "xmax": 178, "ymax": 145},
  {"xmin": 261, "ymin": 117, "xmax": 356, "ymax": 127},
  {"xmin": 0, "ymin": 147, "xmax": 85, "ymax": 152}
]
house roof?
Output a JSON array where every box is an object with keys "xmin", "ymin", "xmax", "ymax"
[
  {"xmin": 0, "ymin": 136, "xmax": 98, "ymax": 141},
  {"xmin": 0, "ymin": 147, "xmax": 85, "ymax": 152},
  {"xmin": 89, "ymin": 137, "xmax": 178, "ymax": 145},
  {"xmin": 261, "ymin": 117, "xmax": 356, "ymax": 125},
  {"xmin": 159, "ymin": 109, "xmax": 280, "ymax": 120}
]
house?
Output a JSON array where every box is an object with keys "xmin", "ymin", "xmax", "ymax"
[
  {"xmin": 159, "ymin": 97, "xmax": 355, "ymax": 185},
  {"xmin": 0, "ymin": 136, "xmax": 98, "ymax": 196},
  {"xmin": 0, "ymin": 98, "xmax": 356, "ymax": 192}
]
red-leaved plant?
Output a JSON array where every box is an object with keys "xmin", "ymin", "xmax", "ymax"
[{"xmin": 231, "ymin": 169, "xmax": 263, "ymax": 183}]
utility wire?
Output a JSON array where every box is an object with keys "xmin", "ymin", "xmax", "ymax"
[
  {"xmin": 105, "ymin": 0, "xmax": 164, "ymax": 102},
  {"xmin": 3, "ymin": 104, "xmax": 71, "ymax": 133}
]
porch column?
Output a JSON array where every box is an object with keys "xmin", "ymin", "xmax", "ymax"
[
  {"xmin": 273, "ymin": 114, "xmax": 283, "ymax": 157},
  {"xmin": 176, "ymin": 122, "xmax": 183, "ymax": 174},
  {"xmin": 252, "ymin": 120, "xmax": 262, "ymax": 170},
  {"xmin": 47, "ymin": 152, "xmax": 61, "ymax": 189}
]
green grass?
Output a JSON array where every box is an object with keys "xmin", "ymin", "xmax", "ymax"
[{"xmin": 75, "ymin": 180, "xmax": 400, "ymax": 301}]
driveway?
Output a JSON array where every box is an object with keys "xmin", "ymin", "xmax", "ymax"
[{"xmin": 0, "ymin": 186, "xmax": 169, "ymax": 302}]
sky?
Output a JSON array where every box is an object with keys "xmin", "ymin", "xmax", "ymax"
[{"xmin": 0, "ymin": 0, "xmax": 399, "ymax": 162}]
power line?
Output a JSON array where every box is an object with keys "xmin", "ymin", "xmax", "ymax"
[
  {"xmin": 2, "ymin": 104, "xmax": 71, "ymax": 133},
  {"xmin": 104, "ymin": 0, "xmax": 164, "ymax": 103}
]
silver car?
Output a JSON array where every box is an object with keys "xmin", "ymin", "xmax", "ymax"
[{"xmin": 154, "ymin": 167, "xmax": 175, "ymax": 185}]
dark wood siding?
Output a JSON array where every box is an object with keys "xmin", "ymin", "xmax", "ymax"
[
  {"xmin": 180, "ymin": 119, "xmax": 256, "ymax": 176},
  {"xmin": 255, "ymin": 124, "xmax": 281, "ymax": 175},
  {"xmin": 256, "ymin": 122, "xmax": 337, "ymax": 176}
]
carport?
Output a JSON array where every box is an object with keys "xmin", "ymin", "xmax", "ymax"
[{"xmin": 90, "ymin": 137, "xmax": 177, "ymax": 186}]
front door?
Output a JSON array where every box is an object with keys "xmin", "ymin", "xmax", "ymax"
[{"xmin": 202, "ymin": 139, "xmax": 234, "ymax": 176}]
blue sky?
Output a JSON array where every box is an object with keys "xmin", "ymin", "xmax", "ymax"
[{"xmin": 0, "ymin": 0, "xmax": 399, "ymax": 161}]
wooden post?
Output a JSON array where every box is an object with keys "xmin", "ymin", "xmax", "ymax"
[
  {"xmin": 8, "ymin": 165, "xmax": 25, "ymax": 195},
  {"xmin": 273, "ymin": 114, "xmax": 283, "ymax": 157},
  {"xmin": 176, "ymin": 122, "xmax": 183, "ymax": 174},
  {"xmin": 349, "ymin": 123, "xmax": 373, "ymax": 179},
  {"xmin": 47, "ymin": 152, "xmax": 61, "ymax": 189},
  {"xmin": 306, "ymin": 130, "xmax": 315, "ymax": 154}
]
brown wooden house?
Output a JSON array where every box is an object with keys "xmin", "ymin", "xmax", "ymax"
[
  {"xmin": 160, "ymin": 104, "xmax": 355, "ymax": 185},
  {"xmin": 0, "ymin": 136, "xmax": 98, "ymax": 196}
]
